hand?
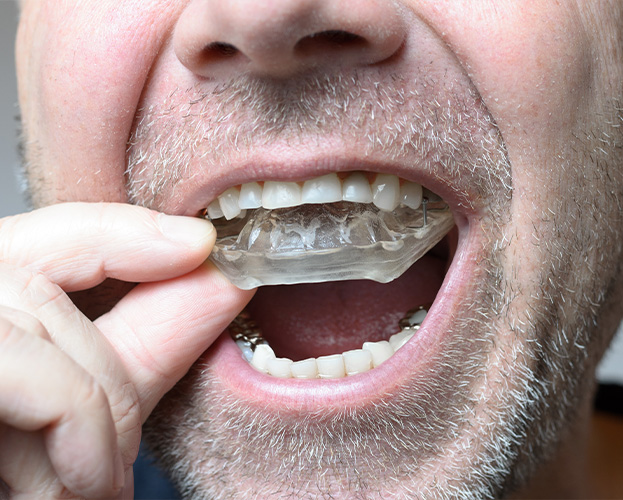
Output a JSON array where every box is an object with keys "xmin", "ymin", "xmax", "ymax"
[{"xmin": 0, "ymin": 203, "xmax": 253, "ymax": 498}]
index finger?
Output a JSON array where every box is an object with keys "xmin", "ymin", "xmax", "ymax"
[{"xmin": 0, "ymin": 202, "xmax": 214, "ymax": 291}]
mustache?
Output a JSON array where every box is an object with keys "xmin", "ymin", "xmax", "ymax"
[{"xmin": 125, "ymin": 70, "xmax": 512, "ymax": 212}]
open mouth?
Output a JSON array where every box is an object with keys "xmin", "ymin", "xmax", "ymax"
[{"xmin": 203, "ymin": 171, "xmax": 462, "ymax": 382}]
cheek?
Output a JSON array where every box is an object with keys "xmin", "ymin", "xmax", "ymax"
[
  {"xmin": 409, "ymin": 2, "xmax": 609, "ymax": 306},
  {"xmin": 418, "ymin": 2, "xmax": 593, "ymax": 149},
  {"xmin": 402, "ymin": 1, "xmax": 597, "ymax": 222},
  {"xmin": 19, "ymin": 0, "xmax": 185, "ymax": 204}
]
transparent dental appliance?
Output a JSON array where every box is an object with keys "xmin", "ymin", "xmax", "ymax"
[{"xmin": 209, "ymin": 199, "xmax": 454, "ymax": 289}]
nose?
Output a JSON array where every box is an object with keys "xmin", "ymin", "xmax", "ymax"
[{"xmin": 173, "ymin": 0, "xmax": 406, "ymax": 79}]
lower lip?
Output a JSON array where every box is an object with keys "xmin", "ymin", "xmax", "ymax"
[{"xmin": 201, "ymin": 216, "xmax": 478, "ymax": 413}]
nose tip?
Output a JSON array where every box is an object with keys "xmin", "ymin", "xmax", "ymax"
[{"xmin": 173, "ymin": 0, "xmax": 406, "ymax": 79}]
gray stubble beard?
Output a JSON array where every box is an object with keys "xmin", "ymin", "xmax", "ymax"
[
  {"xmin": 133, "ymin": 73, "xmax": 623, "ymax": 499},
  {"xmin": 143, "ymin": 212, "xmax": 618, "ymax": 500},
  {"xmin": 141, "ymin": 239, "xmax": 577, "ymax": 500}
]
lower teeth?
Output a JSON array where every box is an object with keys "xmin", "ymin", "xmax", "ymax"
[
  {"xmin": 231, "ymin": 306, "xmax": 428, "ymax": 379},
  {"xmin": 210, "ymin": 198, "xmax": 453, "ymax": 289}
]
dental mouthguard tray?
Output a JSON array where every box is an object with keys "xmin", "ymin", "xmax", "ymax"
[{"xmin": 209, "ymin": 201, "xmax": 454, "ymax": 289}]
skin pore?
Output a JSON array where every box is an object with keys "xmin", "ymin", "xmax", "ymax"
[{"xmin": 14, "ymin": 0, "xmax": 623, "ymax": 498}]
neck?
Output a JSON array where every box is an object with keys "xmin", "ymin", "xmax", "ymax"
[{"xmin": 510, "ymin": 390, "xmax": 593, "ymax": 499}]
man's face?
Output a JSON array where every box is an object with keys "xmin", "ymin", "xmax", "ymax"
[{"xmin": 16, "ymin": 1, "xmax": 623, "ymax": 498}]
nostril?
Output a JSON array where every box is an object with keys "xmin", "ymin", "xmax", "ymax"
[
  {"xmin": 308, "ymin": 30, "xmax": 365, "ymax": 46},
  {"xmin": 201, "ymin": 42, "xmax": 241, "ymax": 62},
  {"xmin": 192, "ymin": 41, "xmax": 249, "ymax": 71},
  {"xmin": 295, "ymin": 30, "xmax": 367, "ymax": 56}
]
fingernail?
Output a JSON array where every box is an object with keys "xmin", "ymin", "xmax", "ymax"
[{"xmin": 158, "ymin": 214, "xmax": 214, "ymax": 246}]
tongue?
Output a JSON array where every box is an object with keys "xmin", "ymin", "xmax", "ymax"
[{"xmin": 245, "ymin": 252, "xmax": 447, "ymax": 361}]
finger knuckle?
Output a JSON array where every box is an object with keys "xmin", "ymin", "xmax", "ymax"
[
  {"xmin": 0, "ymin": 316, "xmax": 47, "ymax": 356},
  {"xmin": 22, "ymin": 272, "xmax": 67, "ymax": 311},
  {"xmin": 108, "ymin": 381, "xmax": 142, "ymax": 461},
  {"xmin": 0, "ymin": 305, "xmax": 49, "ymax": 341},
  {"xmin": 0, "ymin": 316, "xmax": 21, "ymax": 346},
  {"xmin": 0, "ymin": 265, "xmax": 67, "ymax": 317},
  {"xmin": 77, "ymin": 377, "xmax": 110, "ymax": 415}
]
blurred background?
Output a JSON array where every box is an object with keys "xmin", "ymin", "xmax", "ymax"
[
  {"xmin": 1, "ymin": 1, "xmax": 622, "ymax": 382},
  {"xmin": 1, "ymin": 1, "xmax": 26, "ymax": 216}
]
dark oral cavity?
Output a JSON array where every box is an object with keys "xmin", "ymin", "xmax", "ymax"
[
  {"xmin": 230, "ymin": 229, "xmax": 456, "ymax": 379},
  {"xmin": 206, "ymin": 174, "xmax": 458, "ymax": 379},
  {"xmin": 246, "ymin": 249, "xmax": 447, "ymax": 361}
]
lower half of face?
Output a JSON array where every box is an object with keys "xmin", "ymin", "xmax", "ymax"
[
  {"xmin": 17, "ymin": 1, "xmax": 623, "ymax": 498},
  {"xmin": 134, "ymin": 87, "xmax": 623, "ymax": 499},
  {"xmin": 142, "ymin": 179, "xmax": 621, "ymax": 500}
]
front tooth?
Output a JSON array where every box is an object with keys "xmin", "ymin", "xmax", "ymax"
[
  {"xmin": 389, "ymin": 330, "xmax": 414, "ymax": 351},
  {"xmin": 362, "ymin": 340, "xmax": 394, "ymax": 367},
  {"xmin": 291, "ymin": 358, "xmax": 319, "ymax": 379},
  {"xmin": 343, "ymin": 349, "xmax": 373, "ymax": 376},
  {"xmin": 239, "ymin": 182, "xmax": 263, "ymax": 209},
  {"xmin": 206, "ymin": 199, "xmax": 224, "ymax": 219},
  {"xmin": 218, "ymin": 187, "xmax": 242, "ymax": 220},
  {"xmin": 262, "ymin": 181, "xmax": 302, "ymax": 209},
  {"xmin": 301, "ymin": 173, "xmax": 343, "ymax": 204},
  {"xmin": 316, "ymin": 354, "xmax": 346, "ymax": 379},
  {"xmin": 400, "ymin": 181, "xmax": 423, "ymax": 209},
  {"xmin": 371, "ymin": 174, "xmax": 400, "ymax": 211},
  {"xmin": 250, "ymin": 344, "xmax": 276, "ymax": 373},
  {"xmin": 342, "ymin": 172, "xmax": 373, "ymax": 203},
  {"xmin": 267, "ymin": 357, "xmax": 293, "ymax": 378}
]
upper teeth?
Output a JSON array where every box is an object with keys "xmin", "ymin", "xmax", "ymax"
[{"xmin": 206, "ymin": 172, "xmax": 424, "ymax": 220}]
